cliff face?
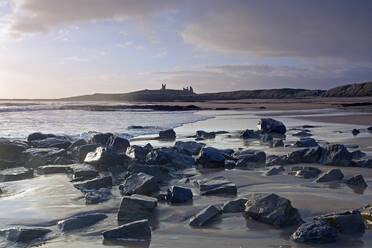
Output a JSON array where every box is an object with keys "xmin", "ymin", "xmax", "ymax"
[{"xmin": 322, "ymin": 82, "xmax": 372, "ymax": 97}]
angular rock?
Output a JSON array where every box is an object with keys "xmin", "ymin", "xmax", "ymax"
[
  {"xmin": 289, "ymin": 166, "xmax": 322, "ymax": 179},
  {"xmin": 351, "ymin": 150, "xmax": 366, "ymax": 160},
  {"xmin": 126, "ymin": 145, "xmax": 148, "ymax": 163},
  {"xmin": 189, "ymin": 205, "xmax": 222, "ymax": 227},
  {"xmin": 314, "ymin": 210, "xmax": 365, "ymax": 234},
  {"xmin": 27, "ymin": 132, "xmax": 55, "ymax": 142},
  {"xmin": 175, "ymin": 141, "xmax": 205, "ymax": 155},
  {"xmin": 244, "ymin": 193, "xmax": 303, "ymax": 227},
  {"xmin": 73, "ymin": 144, "xmax": 99, "ymax": 161},
  {"xmin": 315, "ymin": 169, "xmax": 344, "ymax": 183},
  {"xmin": 118, "ymin": 194, "xmax": 157, "ymax": 223},
  {"xmin": 37, "ymin": 165, "xmax": 72, "ymax": 174},
  {"xmin": 224, "ymin": 159, "xmax": 236, "ymax": 169},
  {"xmin": 257, "ymin": 118, "xmax": 286, "ymax": 134},
  {"xmin": 293, "ymin": 130, "xmax": 312, "ymax": 137},
  {"xmin": 158, "ymin": 129, "xmax": 176, "ymax": 140},
  {"xmin": 107, "ymin": 136, "xmax": 130, "ymax": 154},
  {"xmin": 319, "ymin": 144, "xmax": 352, "ymax": 167},
  {"xmin": 85, "ymin": 188, "xmax": 112, "ymax": 204},
  {"xmin": 23, "ymin": 148, "xmax": 68, "ymax": 168},
  {"xmin": 72, "ymin": 166, "xmax": 99, "ymax": 181},
  {"xmin": 194, "ymin": 176, "xmax": 237, "ymax": 195},
  {"xmin": 127, "ymin": 164, "xmax": 170, "ymax": 184},
  {"xmin": 295, "ymin": 138, "xmax": 318, "ymax": 147},
  {"xmin": 103, "ymin": 219, "xmax": 151, "ymax": 241},
  {"xmin": 146, "ymin": 147, "xmax": 194, "ymax": 169},
  {"xmin": 68, "ymin": 138, "xmax": 88, "ymax": 150},
  {"xmin": 195, "ymin": 147, "xmax": 226, "ymax": 168},
  {"xmin": 168, "ymin": 186, "xmax": 193, "ymax": 204},
  {"xmin": 0, "ymin": 227, "xmax": 51, "ymax": 243},
  {"xmin": 361, "ymin": 205, "xmax": 372, "ymax": 223},
  {"xmin": 266, "ymin": 155, "xmax": 288, "ymax": 166},
  {"xmin": 261, "ymin": 133, "xmax": 273, "ymax": 143},
  {"xmin": 57, "ymin": 213, "xmax": 107, "ymax": 232},
  {"xmin": 196, "ymin": 130, "xmax": 216, "ymax": 139},
  {"xmin": 84, "ymin": 147, "xmax": 128, "ymax": 169},
  {"xmin": 30, "ymin": 137, "xmax": 71, "ymax": 149},
  {"xmin": 271, "ymin": 139, "xmax": 284, "ymax": 148},
  {"xmin": 233, "ymin": 149, "xmax": 266, "ymax": 169},
  {"xmin": 291, "ymin": 220, "xmax": 338, "ymax": 244},
  {"xmin": 346, "ymin": 175, "xmax": 368, "ymax": 188},
  {"xmin": 74, "ymin": 176, "xmax": 112, "ymax": 191},
  {"xmin": 0, "ymin": 167, "xmax": 33, "ymax": 182},
  {"xmin": 89, "ymin": 133, "xmax": 113, "ymax": 146},
  {"xmin": 265, "ymin": 166, "xmax": 284, "ymax": 176},
  {"xmin": 0, "ymin": 139, "xmax": 28, "ymax": 161},
  {"xmin": 223, "ymin": 198, "xmax": 248, "ymax": 213},
  {"xmin": 119, "ymin": 172, "xmax": 159, "ymax": 196},
  {"xmin": 352, "ymin": 129, "xmax": 360, "ymax": 136},
  {"xmin": 241, "ymin": 129, "xmax": 260, "ymax": 139}
]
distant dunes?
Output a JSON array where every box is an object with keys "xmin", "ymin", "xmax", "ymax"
[{"xmin": 322, "ymin": 81, "xmax": 372, "ymax": 97}]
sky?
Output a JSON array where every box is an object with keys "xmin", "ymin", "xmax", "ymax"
[{"xmin": 0, "ymin": 0, "xmax": 372, "ymax": 99}]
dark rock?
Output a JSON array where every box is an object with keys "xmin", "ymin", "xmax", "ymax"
[
  {"xmin": 84, "ymin": 147, "xmax": 129, "ymax": 170},
  {"xmin": 261, "ymin": 133, "xmax": 273, "ymax": 143},
  {"xmin": 158, "ymin": 129, "xmax": 176, "ymax": 140},
  {"xmin": 352, "ymin": 129, "xmax": 360, "ymax": 136},
  {"xmin": 257, "ymin": 118, "xmax": 286, "ymax": 134},
  {"xmin": 196, "ymin": 130, "xmax": 216, "ymax": 139},
  {"xmin": 265, "ymin": 166, "xmax": 284, "ymax": 176},
  {"xmin": 117, "ymin": 194, "xmax": 157, "ymax": 223},
  {"xmin": 293, "ymin": 130, "xmax": 312, "ymax": 137},
  {"xmin": 89, "ymin": 133, "xmax": 113, "ymax": 146},
  {"xmin": 195, "ymin": 147, "xmax": 226, "ymax": 168},
  {"xmin": 0, "ymin": 227, "xmax": 51, "ymax": 243},
  {"xmin": 289, "ymin": 166, "xmax": 322, "ymax": 179},
  {"xmin": 37, "ymin": 165, "xmax": 72, "ymax": 174},
  {"xmin": 126, "ymin": 145, "xmax": 148, "ymax": 163},
  {"xmin": 287, "ymin": 147, "xmax": 324, "ymax": 164},
  {"xmin": 194, "ymin": 176, "xmax": 237, "ymax": 195},
  {"xmin": 0, "ymin": 139, "xmax": 28, "ymax": 162},
  {"xmin": 244, "ymin": 193, "xmax": 303, "ymax": 227},
  {"xmin": 175, "ymin": 141, "xmax": 205, "ymax": 155},
  {"xmin": 30, "ymin": 137, "xmax": 71, "ymax": 149},
  {"xmin": 315, "ymin": 169, "xmax": 344, "ymax": 183},
  {"xmin": 27, "ymin": 132, "xmax": 56, "ymax": 142},
  {"xmin": 291, "ymin": 220, "xmax": 338, "ymax": 244},
  {"xmin": 351, "ymin": 150, "xmax": 366, "ymax": 160},
  {"xmin": 23, "ymin": 148, "xmax": 68, "ymax": 168},
  {"xmin": 189, "ymin": 205, "xmax": 222, "ymax": 227},
  {"xmin": 314, "ymin": 210, "xmax": 365, "ymax": 234},
  {"xmin": 241, "ymin": 129, "xmax": 260, "ymax": 139},
  {"xmin": 361, "ymin": 205, "xmax": 372, "ymax": 223},
  {"xmin": 346, "ymin": 175, "xmax": 368, "ymax": 188},
  {"xmin": 319, "ymin": 144, "xmax": 352, "ymax": 167},
  {"xmin": 355, "ymin": 159, "xmax": 372, "ymax": 168},
  {"xmin": 73, "ymin": 144, "xmax": 99, "ymax": 161},
  {"xmin": 294, "ymin": 138, "xmax": 318, "ymax": 147},
  {"xmin": 85, "ymin": 188, "xmax": 112, "ymax": 204},
  {"xmin": 119, "ymin": 172, "xmax": 159, "ymax": 196},
  {"xmin": 223, "ymin": 198, "xmax": 248, "ymax": 213},
  {"xmin": 72, "ymin": 166, "xmax": 99, "ymax": 181},
  {"xmin": 58, "ymin": 213, "xmax": 107, "ymax": 231},
  {"xmin": 102, "ymin": 219, "xmax": 151, "ymax": 241},
  {"xmin": 74, "ymin": 176, "xmax": 112, "ymax": 191},
  {"xmin": 0, "ymin": 167, "xmax": 33, "ymax": 182},
  {"xmin": 127, "ymin": 164, "xmax": 170, "ymax": 184},
  {"xmin": 266, "ymin": 155, "xmax": 288, "ymax": 166},
  {"xmin": 107, "ymin": 136, "xmax": 130, "ymax": 154},
  {"xmin": 68, "ymin": 138, "xmax": 88, "ymax": 150},
  {"xmin": 271, "ymin": 139, "xmax": 284, "ymax": 148},
  {"xmin": 224, "ymin": 159, "xmax": 236, "ymax": 169},
  {"xmin": 233, "ymin": 149, "xmax": 266, "ymax": 169},
  {"xmin": 168, "ymin": 186, "xmax": 193, "ymax": 204},
  {"xmin": 146, "ymin": 147, "xmax": 194, "ymax": 169}
]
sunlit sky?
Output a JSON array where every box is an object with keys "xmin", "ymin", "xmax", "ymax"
[{"xmin": 0, "ymin": 0, "xmax": 372, "ymax": 99}]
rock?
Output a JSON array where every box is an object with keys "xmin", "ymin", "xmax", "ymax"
[
  {"xmin": 146, "ymin": 147, "xmax": 194, "ymax": 169},
  {"xmin": 68, "ymin": 138, "xmax": 88, "ymax": 150},
  {"xmin": 361, "ymin": 205, "xmax": 372, "ymax": 223},
  {"xmin": 27, "ymin": 132, "xmax": 56, "ymax": 142},
  {"xmin": 102, "ymin": 219, "xmax": 151, "ymax": 241},
  {"xmin": 175, "ymin": 141, "xmax": 205, "ymax": 155},
  {"xmin": 168, "ymin": 186, "xmax": 193, "ymax": 204},
  {"xmin": 189, "ymin": 205, "xmax": 222, "ymax": 227},
  {"xmin": 244, "ymin": 193, "xmax": 303, "ymax": 227},
  {"xmin": 73, "ymin": 144, "xmax": 99, "ymax": 161},
  {"xmin": 57, "ymin": 213, "xmax": 107, "ymax": 232},
  {"xmin": 287, "ymin": 147, "xmax": 324, "ymax": 164},
  {"xmin": 127, "ymin": 164, "xmax": 170, "ymax": 184},
  {"xmin": 126, "ymin": 145, "xmax": 148, "ymax": 163},
  {"xmin": 265, "ymin": 166, "xmax": 284, "ymax": 176},
  {"xmin": 37, "ymin": 165, "xmax": 72, "ymax": 174},
  {"xmin": 89, "ymin": 133, "xmax": 113, "ymax": 146},
  {"xmin": 241, "ymin": 129, "xmax": 260, "ymax": 139},
  {"xmin": 351, "ymin": 150, "xmax": 366, "ymax": 160},
  {"xmin": 119, "ymin": 172, "xmax": 159, "ymax": 196},
  {"xmin": 346, "ymin": 175, "xmax": 368, "ymax": 188},
  {"xmin": 85, "ymin": 188, "xmax": 112, "ymax": 204},
  {"xmin": 352, "ymin": 129, "xmax": 360, "ymax": 136},
  {"xmin": 319, "ymin": 144, "xmax": 352, "ymax": 167},
  {"xmin": 107, "ymin": 136, "xmax": 130, "ymax": 154},
  {"xmin": 0, "ymin": 227, "xmax": 51, "ymax": 243},
  {"xmin": 72, "ymin": 166, "xmax": 99, "ymax": 181},
  {"xmin": 195, "ymin": 147, "xmax": 226, "ymax": 168},
  {"xmin": 271, "ymin": 139, "xmax": 284, "ymax": 148},
  {"xmin": 84, "ymin": 147, "xmax": 128, "ymax": 170},
  {"xmin": 289, "ymin": 166, "xmax": 322, "ymax": 179},
  {"xmin": 314, "ymin": 210, "xmax": 365, "ymax": 234},
  {"xmin": 23, "ymin": 148, "xmax": 69, "ymax": 168},
  {"xmin": 0, "ymin": 167, "xmax": 33, "ymax": 182},
  {"xmin": 0, "ymin": 139, "xmax": 28, "ymax": 162},
  {"xmin": 233, "ymin": 150, "xmax": 266, "ymax": 169},
  {"xmin": 194, "ymin": 176, "xmax": 237, "ymax": 195},
  {"xmin": 74, "ymin": 176, "xmax": 112, "ymax": 191},
  {"xmin": 196, "ymin": 130, "xmax": 216, "ymax": 139},
  {"xmin": 30, "ymin": 137, "xmax": 71, "ymax": 149},
  {"xmin": 261, "ymin": 133, "xmax": 273, "ymax": 143},
  {"xmin": 291, "ymin": 220, "xmax": 338, "ymax": 244},
  {"xmin": 293, "ymin": 130, "xmax": 312, "ymax": 137},
  {"xmin": 355, "ymin": 159, "xmax": 372, "ymax": 168},
  {"xmin": 117, "ymin": 194, "xmax": 157, "ymax": 223},
  {"xmin": 257, "ymin": 118, "xmax": 286, "ymax": 134},
  {"xmin": 266, "ymin": 155, "xmax": 288, "ymax": 166},
  {"xmin": 315, "ymin": 169, "xmax": 344, "ymax": 183},
  {"xmin": 223, "ymin": 198, "xmax": 248, "ymax": 213},
  {"xmin": 158, "ymin": 129, "xmax": 176, "ymax": 140},
  {"xmin": 295, "ymin": 138, "xmax": 318, "ymax": 147},
  {"xmin": 224, "ymin": 159, "xmax": 236, "ymax": 169}
]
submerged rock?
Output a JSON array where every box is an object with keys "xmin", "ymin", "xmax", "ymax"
[
  {"xmin": 346, "ymin": 175, "xmax": 368, "ymax": 188},
  {"xmin": 315, "ymin": 169, "xmax": 344, "ymax": 183},
  {"xmin": 194, "ymin": 176, "xmax": 237, "ymax": 195},
  {"xmin": 119, "ymin": 172, "xmax": 159, "ymax": 196},
  {"xmin": 0, "ymin": 167, "xmax": 33, "ymax": 182},
  {"xmin": 241, "ymin": 129, "xmax": 260, "ymax": 139},
  {"xmin": 103, "ymin": 219, "xmax": 151, "ymax": 241},
  {"xmin": 0, "ymin": 227, "xmax": 51, "ymax": 243},
  {"xmin": 196, "ymin": 130, "xmax": 216, "ymax": 139},
  {"xmin": 223, "ymin": 198, "xmax": 248, "ymax": 213},
  {"xmin": 271, "ymin": 139, "xmax": 284, "ymax": 148},
  {"xmin": 291, "ymin": 220, "xmax": 338, "ymax": 244},
  {"xmin": 58, "ymin": 213, "xmax": 107, "ymax": 232},
  {"xmin": 314, "ymin": 210, "xmax": 365, "ymax": 234},
  {"xmin": 257, "ymin": 118, "xmax": 286, "ymax": 134},
  {"xmin": 293, "ymin": 130, "xmax": 312, "ymax": 137},
  {"xmin": 244, "ymin": 193, "xmax": 303, "ymax": 227},
  {"xmin": 117, "ymin": 194, "xmax": 157, "ymax": 223},
  {"xmin": 189, "ymin": 205, "xmax": 222, "ymax": 227},
  {"xmin": 264, "ymin": 166, "xmax": 284, "ymax": 176},
  {"xmin": 196, "ymin": 147, "xmax": 226, "ymax": 168},
  {"xmin": 352, "ymin": 129, "xmax": 360, "ymax": 136},
  {"xmin": 158, "ymin": 129, "xmax": 176, "ymax": 140}
]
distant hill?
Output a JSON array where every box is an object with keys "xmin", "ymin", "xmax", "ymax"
[
  {"xmin": 61, "ymin": 88, "xmax": 323, "ymax": 102},
  {"xmin": 321, "ymin": 81, "xmax": 372, "ymax": 97}
]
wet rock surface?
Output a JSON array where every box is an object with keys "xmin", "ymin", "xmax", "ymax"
[
  {"xmin": 119, "ymin": 172, "xmax": 159, "ymax": 196},
  {"xmin": 0, "ymin": 227, "xmax": 51, "ymax": 243},
  {"xmin": 117, "ymin": 194, "xmax": 157, "ymax": 223},
  {"xmin": 58, "ymin": 213, "xmax": 107, "ymax": 232},
  {"xmin": 189, "ymin": 205, "xmax": 222, "ymax": 227},
  {"xmin": 316, "ymin": 169, "xmax": 344, "ymax": 183},
  {"xmin": 291, "ymin": 220, "xmax": 338, "ymax": 244},
  {"xmin": 194, "ymin": 176, "xmax": 237, "ymax": 195},
  {"xmin": 314, "ymin": 210, "xmax": 365, "ymax": 234}
]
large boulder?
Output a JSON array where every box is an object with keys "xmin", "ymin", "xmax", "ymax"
[
  {"xmin": 107, "ymin": 136, "xmax": 130, "ymax": 154},
  {"xmin": 319, "ymin": 144, "xmax": 352, "ymax": 166},
  {"xmin": 0, "ymin": 139, "xmax": 28, "ymax": 162},
  {"xmin": 117, "ymin": 194, "xmax": 157, "ymax": 223},
  {"xmin": 195, "ymin": 147, "xmax": 226, "ymax": 168},
  {"xmin": 27, "ymin": 132, "xmax": 56, "ymax": 142},
  {"xmin": 315, "ymin": 169, "xmax": 344, "ymax": 183},
  {"xmin": 158, "ymin": 129, "xmax": 176, "ymax": 140},
  {"xmin": 194, "ymin": 176, "xmax": 237, "ymax": 195},
  {"xmin": 73, "ymin": 144, "xmax": 99, "ymax": 161},
  {"xmin": 120, "ymin": 172, "xmax": 159, "ymax": 196},
  {"xmin": 175, "ymin": 141, "xmax": 205, "ymax": 155},
  {"xmin": 257, "ymin": 118, "xmax": 286, "ymax": 134},
  {"xmin": 167, "ymin": 186, "xmax": 193, "ymax": 204},
  {"xmin": 30, "ymin": 137, "xmax": 71, "ymax": 149},
  {"xmin": 74, "ymin": 176, "xmax": 112, "ymax": 191},
  {"xmin": 0, "ymin": 227, "xmax": 51, "ymax": 243},
  {"xmin": 89, "ymin": 133, "xmax": 113, "ymax": 146},
  {"xmin": 23, "ymin": 148, "xmax": 69, "ymax": 168},
  {"xmin": 126, "ymin": 145, "xmax": 148, "ymax": 163},
  {"xmin": 57, "ymin": 213, "xmax": 107, "ymax": 232},
  {"xmin": 189, "ymin": 205, "xmax": 222, "ymax": 227},
  {"xmin": 233, "ymin": 149, "xmax": 266, "ymax": 169},
  {"xmin": 291, "ymin": 220, "xmax": 338, "ymax": 244},
  {"xmin": 314, "ymin": 210, "xmax": 365, "ymax": 234},
  {"xmin": 84, "ymin": 147, "xmax": 129, "ymax": 170},
  {"xmin": 146, "ymin": 147, "xmax": 194, "ymax": 169},
  {"xmin": 102, "ymin": 219, "xmax": 151, "ymax": 241},
  {"xmin": 244, "ymin": 193, "xmax": 303, "ymax": 227},
  {"xmin": 0, "ymin": 167, "xmax": 34, "ymax": 182}
]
